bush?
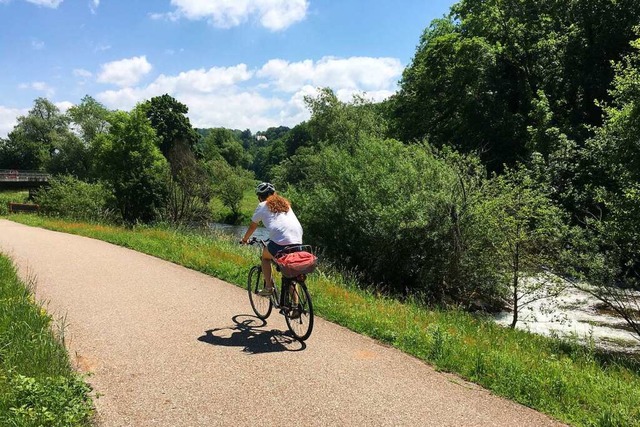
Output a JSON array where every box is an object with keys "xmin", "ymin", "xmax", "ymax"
[
  {"xmin": 34, "ymin": 176, "xmax": 116, "ymax": 222},
  {"xmin": 0, "ymin": 191, "xmax": 29, "ymax": 215},
  {"xmin": 285, "ymin": 137, "xmax": 506, "ymax": 307}
]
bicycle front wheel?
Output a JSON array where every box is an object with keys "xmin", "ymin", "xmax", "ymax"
[
  {"xmin": 284, "ymin": 280, "xmax": 314, "ymax": 341},
  {"xmin": 248, "ymin": 265, "xmax": 273, "ymax": 319}
]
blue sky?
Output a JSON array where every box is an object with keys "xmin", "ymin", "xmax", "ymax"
[{"xmin": 0, "ymin": 0, "xmax": 455, "ymax": 136}]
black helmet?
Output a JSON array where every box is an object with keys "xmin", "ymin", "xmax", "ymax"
[{"xmin": 256, "ymin": 182, "xmax": 275, "ymax": 196}]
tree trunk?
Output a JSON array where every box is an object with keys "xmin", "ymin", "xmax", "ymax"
[{"xmin": 510, "ymin": 242, "xmax": 520, "ymax": 329}]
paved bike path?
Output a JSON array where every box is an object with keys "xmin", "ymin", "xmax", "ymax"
[{"xmin": 0, "ymin": 220, "xmax": 565, "ymax": 426}]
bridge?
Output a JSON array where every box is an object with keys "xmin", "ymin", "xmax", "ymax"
[{"xmin": 0, "ymin": 169, "xmax": 50, "ymax": 191}]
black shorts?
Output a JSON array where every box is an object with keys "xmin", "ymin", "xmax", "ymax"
[{"xmin": 267, "ymin": 241, "xmax": 302, "ymax": 257}]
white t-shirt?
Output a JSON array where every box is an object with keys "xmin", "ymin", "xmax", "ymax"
[{"xmin": 251, "ymin": 201, "xmax": 303, "ymax": 245}]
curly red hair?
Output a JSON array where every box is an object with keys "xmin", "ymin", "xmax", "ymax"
[{"xmin": 266, "ymin": 193, "xmax": 290, "ymax": 214}]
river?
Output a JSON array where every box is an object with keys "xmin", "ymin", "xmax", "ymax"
[
  {"xmin": 495, "ymin": 285, "xmax": 639, "ymax": 353},
  {"xmin": 206, "ymin": 222, "xmax": 270, "ymax": 241}
]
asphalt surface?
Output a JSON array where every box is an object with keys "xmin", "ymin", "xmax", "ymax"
[{"xmin": 0, "ymin": 219, "xmax": 566, "ymax": 426}]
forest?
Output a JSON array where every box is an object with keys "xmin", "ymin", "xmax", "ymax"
[{"xmin": 1, "ymin": 0, "xmax": 640, "ymax": 336}]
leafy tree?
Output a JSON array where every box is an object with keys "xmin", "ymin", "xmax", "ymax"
[
  {"xmin": 47, "ymin": 134, "xmax": 93, "ymax": 179},
  {"xmin": 141, "ymin": 94, "xmax": 199, "ymax": 161},
  {"xmin": 475, "ymin": 165, "xmax": 569, "ymax": 327},
  {"xmin": 569, "ymin": 37, "xmax": 640, "ymax": 338},
  {"xmin": 288, "ymin": 137, "xmax": 505, "ymax": 306},
  {"xmin": 199, "ymin": 128, "xmax": 247, "ymax": 167},
  {"xmin": 0, "ymin": 98, "xmax": 73, "ymax": 171},
  {"xmin": 208, "ymin": 159, "xmax": 254, "ymax": 224},
  {"xmin": 282, "ymin": 122, "xmax": 312, "ymax": 157},
  {"xmin": 393, "ymin": 0, "xmax": 640, "ymax": 170},
  {"xmin": 305, "ymin": 88, "xmax": 387, "ymax": 146},
  {"xmin": 260, "ymin": 126, "xmax": 290, "ymax": 142},
  {"xmin": 274, "ymin": 89, "xmax": 390, "ymax": 187},
  {"xmin": 94, "ymin": 107, "xmax": 169, "ymax": 224},
  {"xmin": 163, "ymin": 142, "xmax": 212, "ymax": 224},
  {"xmin": 67, "ymin": 95, "xmax": 110, "ymax": 145}
]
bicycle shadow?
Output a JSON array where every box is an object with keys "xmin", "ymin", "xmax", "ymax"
[{"xmin": 198, "ymin": 315, "xmax": 306, "ymax": 354}]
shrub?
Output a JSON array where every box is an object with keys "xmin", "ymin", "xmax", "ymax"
[
  {"xmin": 34, "ymin": 175, "xmax": 116, "ymax": 222},
  {"xmin": 0, "ymin": 191, "xmax": 29, "ymax": 215},
  {"xmin": 286, "ymin": 137, "xmax": 506, "ymax": 307}
]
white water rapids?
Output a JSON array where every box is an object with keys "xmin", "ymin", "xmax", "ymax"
[{"xmin": 495, "ymin": 285, "xmax": 639, "ymax": 353}]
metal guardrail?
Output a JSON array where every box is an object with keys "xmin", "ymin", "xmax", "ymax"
[{"xmin": 0, "ymin": 170, "xmax": 50, "ymax": 182}]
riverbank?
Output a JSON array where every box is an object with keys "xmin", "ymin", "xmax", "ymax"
[
  {"xmin": 0, "ymin": 252, "xmax": 93, "ymax": 426},
  {"xmin": 3, "ymin": 215, "xmax": 640, "ymax": 426}
]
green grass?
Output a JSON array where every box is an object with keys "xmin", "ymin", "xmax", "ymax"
[
  {"xmin": 4, "ymin": 215, "xmax": 640, "ymax": 427},
  {"xmin": 0, "ymin": 252, "xmax": 93, "ymax": 426}
]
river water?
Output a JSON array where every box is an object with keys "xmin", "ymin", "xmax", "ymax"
[
  {"xmin": 206, "ymin": 222, "xmax": 269, "ymax": 241},
  {"xmin": 495, "ymin": 285, "xmax": 639, "ymax": 353}
]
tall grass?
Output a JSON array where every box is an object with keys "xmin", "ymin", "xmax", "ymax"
[
  {"xmin": 0, "ymin": 253, "xmax": 93, "ymax": 426},
  {"xmin": 5, "ymin": 215, "xmax": 640, "ymax": 427}
]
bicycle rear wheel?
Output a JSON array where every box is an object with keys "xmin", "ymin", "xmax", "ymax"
[
  {"xmin": 248, "ymin": 265, "xmax": 273, "ymax": 319},
  {"xmin": 284, "ymin": 280, "xmax": 314, "ymax": 341}
]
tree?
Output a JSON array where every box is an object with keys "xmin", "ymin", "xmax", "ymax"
[
  {"xmin": 94, "ymin": 107, "xmax": 169, "ymax": 224},
  {"xmin": 287, "ymin": 136, "xmax": 505, "ymax": 307},
  {"xmin": 199, "ymin": 128, "xmax": 247, "ymax": 167},
  {"xmin": 476, "ymin": 164, "xmax": 568, "ymax": 327},
  {"xmin": 163, "ymin": 141, "xmax": 212, "ymax": 224},
  {"xmin": 141, "ymin": 94, "xmax": 199, "ymax": 161},
  {"xmin": 1, "ymin": 98, "xmax": 73, "ymax": 171},
  {"xmin": 67, "ymin": 95, "xmax": 110, "ymax": 145},
  {"xmin": 208, "ymin": 159, "xmax": 254, "ymax": 224},
  {"xmin": 393, "ymin": 0, "xmax": 640, "ymax": 171},
  {"xmin": 569, "ymin": 37, "xmax": 640, "ymax": 339},
  {"xmin": 305, "ymin": 88, "xmax": 386, "ymax": 146},
  {"xmin": 47, "ymin": 134, "xmax": 93, "ymax": 179}
]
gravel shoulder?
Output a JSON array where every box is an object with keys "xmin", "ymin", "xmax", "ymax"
[{"xmin": 0, "ymin": 219, "xmax": 565, "ymax": 426}]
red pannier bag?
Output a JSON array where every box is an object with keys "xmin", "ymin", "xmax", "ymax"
[{"xmin": 276, "ymin": 251, "xmax": 317, "ymax": 278}]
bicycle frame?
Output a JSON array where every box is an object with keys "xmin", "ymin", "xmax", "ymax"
[
  {"xmin": 248, "ymin": 238, "xmax": 294, "ymax": 309},
  {"xmin": 245, "ymin": 237, "xmax": 315, "ymax": 341}
]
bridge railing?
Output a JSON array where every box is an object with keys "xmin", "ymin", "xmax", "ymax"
[{"xmin": 0, "ymin": 170, "xmax": 50, "ymax": 182}]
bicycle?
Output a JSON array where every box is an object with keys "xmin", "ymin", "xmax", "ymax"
[{"xmin": 245, "ymin": 237, "xmax": 315, "ymax": 341}]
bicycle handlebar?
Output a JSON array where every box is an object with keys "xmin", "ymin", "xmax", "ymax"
[{"xmin": 241, "ymin": 237, "xmax": 267, "ymax": 247}]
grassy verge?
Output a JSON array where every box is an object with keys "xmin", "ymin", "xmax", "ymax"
[
  {"xmin": 5, "ymin": 215, "xmax": 640, "ymax": 427},
  {"xmin": 0, "ymin": 252, "xmax": 93, "ymax": 426}
]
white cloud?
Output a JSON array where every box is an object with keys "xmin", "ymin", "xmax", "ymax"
[
  {"xmin": 97, "ymin": 56, "xmax": 153, "ymax": 87},
  {"xmin": 89, "ymin": 0, "xmax": 99, "ymax": 13},
  {"xmin": 258, "ymin": 56, "xmax": 403, "ymax": 92},
  {"xmin": 31, "ymin": 39, "xmax": 45, "ymax": 50},
  {"xmin": 156, "ymin": 0, "xmax": 308, "ymax": 31},
  {"xmin": 18, "ymin": 81, "xmax": 55, "ymax": 97},
  {"xmin": 25, "ymin": 0, "xmax": 63, "ymax": 7},
  {"xmin": 0, "ymin": 106, "xmax": 28, "ymax": 138},
  {"xmin": 73, "ymin": 68, "xmax": 93, "ymax": 78},
  {"xmin": 96, "ymin": 64, "xmax": 254, "ymax": 112},
  {"xmin": 94, "ymin": 55, "xmax": 402, "ymax": 131},
  {"xmin": 55, "ymin": 101, "xmax": 74, "ymax": 113}
]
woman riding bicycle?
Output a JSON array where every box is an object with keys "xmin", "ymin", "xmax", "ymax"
[{"xmin": 241, "ymin": 182, "xmax": 303, "ymax": 296}]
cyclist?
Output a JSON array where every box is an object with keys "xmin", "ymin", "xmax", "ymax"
[{"xmin": 241, "ymin": 182, "xmax": 303, "ymax": 296}]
